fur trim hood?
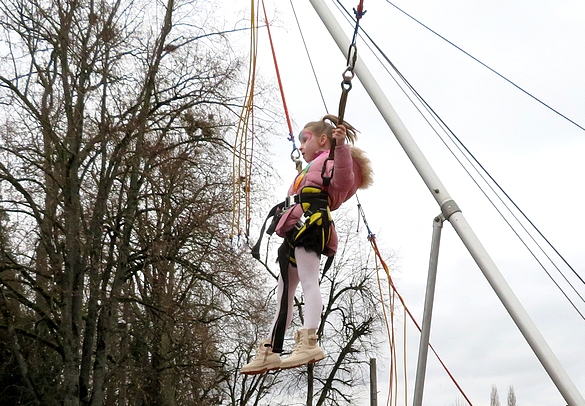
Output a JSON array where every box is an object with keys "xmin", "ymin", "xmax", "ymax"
[{"xmin": 351, "ymin": 146, "xmax": 374, "ymax": 190}]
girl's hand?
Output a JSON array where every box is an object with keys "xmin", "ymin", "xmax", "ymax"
[{"xmin": 332, "ymin": 125, "xmax": 346, "ymax": 146}]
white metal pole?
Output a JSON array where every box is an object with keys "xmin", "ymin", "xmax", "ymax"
[
  {"xmin": 413, "ymin": 215, "xmax": 444, "ymax": 406},
  {"xmin": 307, "ymin": 1, "xmax": 585, "ymax": 405}
]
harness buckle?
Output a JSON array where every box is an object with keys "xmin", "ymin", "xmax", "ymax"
[
  {"xmin": 285, "ymin": 194, "xmax": 299, "ymax": 209},
  {"xmin": 294, "ymin": 218, "xmax": 305, "ymax": 231}
]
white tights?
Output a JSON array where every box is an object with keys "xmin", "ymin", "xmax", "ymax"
[{"xmin": 269, "ymin": 246, "xmax": 323, "ymax": 336}]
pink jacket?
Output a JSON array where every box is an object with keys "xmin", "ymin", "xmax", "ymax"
[{"xmin": 275, "ymin": 144, "xmax": 373, "ymax": 256}]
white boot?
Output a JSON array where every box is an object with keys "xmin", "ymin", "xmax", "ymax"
[
  {"xmin": 240, "ymin": 339, "xmax": 281, "ymax": 375},
  {"xmin": 280, "ymin": 329, "xmax": 324, "ymax": 370}
]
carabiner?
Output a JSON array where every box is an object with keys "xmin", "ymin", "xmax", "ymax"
[
  {"xmin": 291, "ymin": 147, "xmax": 303, "ymax": 173},
  {"xmin": 291, "ymin": 147, "xmax": 301, "ymax": 162}
]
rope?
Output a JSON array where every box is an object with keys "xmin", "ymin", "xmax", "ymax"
[
  {"xmin": 383, "ymin": 0, "xmax": 585, "ymax": 133},
  {"xmin": 288, "ymin": 0, "xmax": 329, "ymax": 113},
  {"xmin": 357, "ymin": 197, "xmax": 474, "ymax": 405},
  {"xmin": 373, "ymin": 237, "xmax": 398, "ymax": 406},
  {"xmin": 231, "ymin": 0, "xmax": 259, "ymax": 246},
  {"xmin": 334, "ymin": 0, "xmax": 364, "ymax": 128},
  {"xmin": 322, "ymin": 1, "xmax": 365, "ymax": 186},
  {"xmin": 261, "ymin": 0, "xmax": 303, "ymax": 173}
]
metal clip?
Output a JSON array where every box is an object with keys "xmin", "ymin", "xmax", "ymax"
[
  {"xmin": 291, "ymin": 147, "xmax": 303, "ymax": 173},
  {"xmin": 294, "ymin": 218, "xmax": 305, "ymax": 231},
  {"xmin": 285, "ymin": 194, "xmax": 298, "ymax": 209}
]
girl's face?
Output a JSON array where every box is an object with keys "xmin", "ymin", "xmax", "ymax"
[{"xmin": 299, "ymin": 129, "xmax": 326, "ymax": 163}]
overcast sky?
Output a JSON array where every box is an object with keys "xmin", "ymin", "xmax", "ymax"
[{"xmin": 222, "ymin": 1, "xmax": 585, "ymax": 405}]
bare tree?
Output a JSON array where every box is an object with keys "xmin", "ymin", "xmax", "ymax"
[
  {"xmin": 0, "ymin": 1, "xmax": 271, "ymax": 405},
  {"xmin": 453, "ymin": 398, "xmax": 470, "ymax": 406},
  {"xmin": 507, "ymin": 386, "xmax": 517, "ymax": 406},
  {"xmin": 491, "ymin": 385, "xmax": 501, "ymax": 406},
  {"xmin": 490, "ymin": 384, "xmax": 517, "ymax": 406}
]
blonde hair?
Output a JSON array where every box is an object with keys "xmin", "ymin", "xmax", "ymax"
[{"xmin": 300, "ymin": 114, "xmax": 359, "ymax": 145}]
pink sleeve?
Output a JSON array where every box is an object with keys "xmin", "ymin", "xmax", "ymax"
[{"xmin": 328, "ymin": 144, "xmax": 357, "ymax": 209}]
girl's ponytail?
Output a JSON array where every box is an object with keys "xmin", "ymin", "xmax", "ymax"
[
  {"xmin": 300, "ymin": 115, "xmax": 359, "ymax": 145},
  {"xmin": 321, "ymin": 114, "xmax": 359, "ymax": 145}
]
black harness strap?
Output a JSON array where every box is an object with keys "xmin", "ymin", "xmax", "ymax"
[
  {"xmin": 251, "ymin": 201, "xmax": 285, "ymax": 261},
  {"xmin": 272, "ymin": 240, "xmax": 293, "ymax": 353}
]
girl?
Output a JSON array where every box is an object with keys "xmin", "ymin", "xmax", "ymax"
[{"xmin": 242, "ymin": 115, "xmax": 373, "ymax": 375}]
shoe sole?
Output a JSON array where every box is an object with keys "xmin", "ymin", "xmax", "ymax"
[
  {"xmin": 280, "ymin": 354, "xmax": 325, "ymax": 370},
  {"xmin": 240, "ymin": 365, "xmax": 281, "ymax": 375}
]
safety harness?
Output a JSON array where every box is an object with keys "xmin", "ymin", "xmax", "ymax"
[{"xmin": 251, "ymin": 184, "xmax": 334, "ymax": 353}]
